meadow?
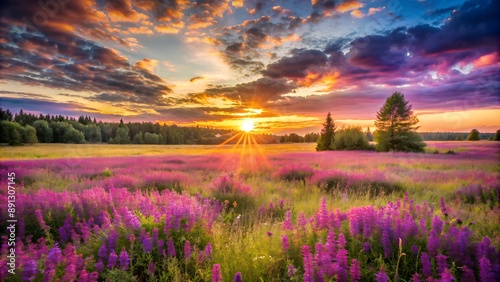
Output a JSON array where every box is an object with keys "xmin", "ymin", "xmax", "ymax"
[{"xmin": 0, "ymin": 141, "xmax": 499, "ymax": 281}]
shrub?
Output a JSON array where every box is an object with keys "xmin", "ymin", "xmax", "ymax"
[
  {"xmin": 276, "ymin": 165, "xmax": 314, "ymax": 185},
  {"xmin": 142, "ymin": 171, "xmax": 188, "ymax": 193},
  {"xmin": 311, "ymin": 169, "xmax": 404, "ymax": 196},
  {"xmin": 333, "ymin": 126, "xmax": 374, "ymax": 150},
  {"xmin": 455, "ymin": 184, "xmax": 500, "ymax": 205}
]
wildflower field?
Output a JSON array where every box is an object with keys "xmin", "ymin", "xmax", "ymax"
[{"xmin": 1, "ymin": 141, "xmax": 499, "ymax": 281}]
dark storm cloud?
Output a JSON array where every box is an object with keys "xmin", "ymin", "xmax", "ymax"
[
  {"xmin": 263, "ymin": 49, "xmax": 328, "ymax": 78},
  {"xmin": 421, "ymin": 0, "xmax": 500, "ymax": 54},
  {"xmin": 0, "ymin": 97, "xmax": 100, "ymax": 117},
  {"xmin": 424, "ymin": 6, "xmax": 458, "ymax": 19},
  {"xmin": 0, "ymin": 28, "xmax": 172, "ymax": 105},
  {"xmin": 202, "ymin": 77, "xmax": 297, "ymax": 106}
]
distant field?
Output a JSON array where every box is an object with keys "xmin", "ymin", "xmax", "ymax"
[
  {"xmin": 0, "ymin": 141, "xmax": 495, "ymax": 160},
  {"xmin": 0, "ymin": 142, "xmax": 318, "ymax": 159}
]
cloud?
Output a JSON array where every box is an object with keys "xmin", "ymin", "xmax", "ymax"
[
  {"xmin": 350, "ymin": 10, "xmax": 364, "ymax": 18},
  {"xmin": 0, "ymin": 29, "xmax": 172, "ymax": 104},
  {"xmin": 263, "ymin": 49, "xmax": 328, "ymax": 79},
  {"xmin": 368, "ymin": 7, "xmax": 385, "ymax": 16},
  {"xmin": 336, "ymin": 0, "xmax": 363, "ymax": 13},
  {"xmin": 134, "ymin": 58, "xmax": 158, "ymax": 73},
  {"xmin": 190, "ymin": 76, "xmax": 205, "ymax": 83},
  {"xmin": 202, "ymin": 77, "xmax": 297, "ymax": 106}
]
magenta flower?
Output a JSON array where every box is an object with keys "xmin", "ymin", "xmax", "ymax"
[
  {"xmin": 205, "ymin": 242, "xmax": 213, "ymax": 260},
  {"xmin": 288, "ymin": 265, "xmax": 296, "ymax": 277},
  {"xmin": 184, "ymin": 240, "xmax": 192, "ymax": 259},
  {"xmin": 411, "ymin": 273, "xmax": 421, "ymax": 282},
  {"xmin": 148, "ymin": 262, "xmax": 155, "ymax": 274},
  {"xmin": 281, "ymin": 235, "xmax": 290, "ymax": 252},
  {"xmin": 350, "ymin": 259, "xmax": 361, "ymax": 282},
  {"xmin": 142, "ymin": 234, "xmax": 153, "ymax": 253},
  {"xmin": 283, "ymin": 210, "xmax": 293, "ymax": 230},
  {"xmin": 301, "ymin": 245, "xmax": 314, "ymax": 282},
  {"xmin": 440, "ymin": 268, "xmax": 454, "ymax": 282},
  {"xmin": 212, "ymin": 264, "xmax": 222, "ymax": 282},
  {"xmin": 479, "ymin": 257, "xmax": 494, "ymax": 282}
]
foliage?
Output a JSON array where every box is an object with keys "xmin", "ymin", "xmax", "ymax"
[
  {"xmin": 333, "ymin": 126, "xmax": 374, "ymax": 150},
  {"xmin": 63, "ymin": 125, "xmax": 86, "ymax": 143},
  {"xmin": 132, "ymin": 131, "xmax": 144, "ymax": 144},
  {"xmin": 33, "ymin": 120, "xmax": 53, "ymax": 143},
  {"xmin": 467, "ymin": 129, "xmax": 480, "ymax": 141},
  {"xmin": 23, "ymin": 124, "xmax": 38, "ymax": 144},
  {"xmin": 316, "ymin": 112, "xmax": 336, "ymax": 151},
  {"xmin": 110, "ymin": 127, "xmax": 131, "ymax": 144},
  {"xmin": 374, "ymin": 92, "xmax": 426, "ymax": 152},
  {"xmin": 494, "ymin": 130, "xmax": 500, "ymax": 141},
  {"xmin": 276, "ymin": 165, "xmax": 314, "ymax": 185}
]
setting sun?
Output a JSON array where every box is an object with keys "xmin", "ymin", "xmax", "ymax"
[{"xmin": 241, "ymin": 120, "xmax": 255, "ymax": 132}]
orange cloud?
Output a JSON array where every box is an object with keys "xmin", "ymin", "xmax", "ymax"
[
  {"xmin": 232, "ymin": 0, "xmax": 244, "ymax": 8},
  {"xmin": 135, "ymin": 58, "xmax": 158, "ymax": 73},
  {"xmin": 350, "ymin": 10, "xmax": 364, "ymax": 18},
  {"xmin": 337, "ymin": 0, "xmax": 363, "ymax": 13},
  {"xmin": 368, "ymin": 7, "xmax": 385, "ymax": 15},
  {"xmin": 473, "ymin": 52, "xmax": 499, "ymax": 68}
]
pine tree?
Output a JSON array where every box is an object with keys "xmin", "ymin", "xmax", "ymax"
[
  {"xmin": 374, "ymin": 92, "xmax": 425, "ymax": 152},
  {"xmin": 316, "ymin": 112, "xmax": 336, "ymax": 151},
  {"xmin": 494, "ymin": 130, "xmax": 500, "ymax": 141}
]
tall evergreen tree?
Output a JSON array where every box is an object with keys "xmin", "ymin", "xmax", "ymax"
[
  {"xmin": 494, "ymin": 130, "xmax": 500, "ymax": 141},
  {"xmin": 316, "ymin": 112, "xmax": 336, "ymax": 151},
  {"xmin": 374, "ymin": 92, "xmax": 425, "ymax": 152}
]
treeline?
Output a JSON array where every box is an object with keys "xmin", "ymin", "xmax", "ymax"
[
  {"xmin": 0, "ymin": 108, "xmax": 281, "ymax": 146},
  {"xmin": 420, "ymin": 132, "xmax": 496, "ymax": 141}
]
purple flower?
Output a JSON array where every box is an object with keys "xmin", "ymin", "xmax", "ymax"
[
  {"xmin": 301, "ymin": 245, "xmax": 314, "ymax": 282},
  {"xmin": 205, "ymin": 242, "xmax": 213, "ymax": 260},
  {"xmin": 119, "ymin": 248, "xmax": 130, "ymax": 270},
  {"xmin": 234, "ymin": 272, "xmax": 242, "ymax": 282},
  {"xmin": 107, "ymin": 250, "xmax": 118, "ymax": 269},
  {"xmin": 288, "ymin": 265, "xmax": 296, "ymax": 277},
  {"xmin": 23, "ymin": 260, "xmax": 38, "ymax": 281},
  {"xmin": 108, "ymin": 230, "xmax": 118, "ymax": 251},
  {"xmin": 142, "ymin": 234, "xmax": 153, "ymax": 253},
  {"xmin": 432, "ymin": 215, "xmax": 443, "ymax": 235},
  {"xmin": 266, "ymin": 231, "xmax": 272, "ymax": 237},
  {"xmin": 436, "ymin": 254, "xmax": 448, "ymax": 275},
  {"xmin": 184, "ymin": 240, "xmax": 192, "ymax": 259},
  {"xmin": 421, "ymin": 252, "xmax": 432, "ymax": 278},
  {"xmin": 95, "ymin": 260, "xmax": 104, "ymax": 273},
  {"xmin": 411, "ymin": 245, "xmax": 419, "ymax": 256},
  {"xmin": 148, "ymin": 262, "xmax": 155, "ymax": 274},
  {"xmin": 428, "ymin": 229, "xmax": 440, "ymax": 257},
  {"xmin": 281, "ymin": 235, "xmax": 289, "ymax": 252},
  {"xmin": 461, "ymin": 265, "xmax": 476, "ymax": 282},
  {"xmin": 98, "ymin": 244, "xmax": 107, "ymax": 263},
  {"xmin": 350, "ymin": 259, "xmax": 361, "ymax": 282},
  {"xmin": 362, "ymin": 242, "xmax": 371, "ymax": 253},
  {"xmin": 46, "ymin": 245, "xmax": 62, "ymax": 269},
  {"xmin": 479, "ymin": 257, "xmax": 494, "ymax": 282},
  {"xmin": 440, "ymin": 268, "xmax": 454, "ymax": 282},
  {"xmin": 167, "ymin": 237, "xmax": 176, "ymax": 257},
  {"xmin": 439, "ymin": 197, "xmax": 449, "ymax": 217},
  {"xmin": 382, "ymin": 230, "xmax": 392, "ymax": 258},
  {"xmin": 212, "ymin": 264, "xmax": 222, "ymax": 282},
  {"xmin": 375, "ymin": 269, "xmax": 388, "ymax": 282}
]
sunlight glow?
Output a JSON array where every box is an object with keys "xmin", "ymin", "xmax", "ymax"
[{"xmin": 241, "ymin": 120, "xmax": 255, "ymax": 132}]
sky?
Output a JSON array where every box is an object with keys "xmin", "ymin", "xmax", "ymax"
[{"xmin": 0, "ymin": 0, "xmax": 499, "ymax": 134}]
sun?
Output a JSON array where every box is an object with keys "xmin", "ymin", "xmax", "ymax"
[{"xmin": 241, "ymin": 120, "xmax": 255, "ymax": 132}]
